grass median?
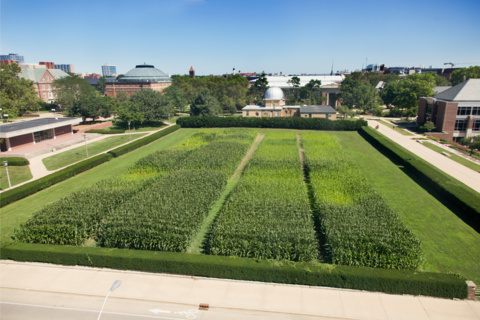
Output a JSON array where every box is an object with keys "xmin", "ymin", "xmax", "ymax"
[{"xmin": 0, "ymin": 166, "xmax": 32, "ymax": 190}]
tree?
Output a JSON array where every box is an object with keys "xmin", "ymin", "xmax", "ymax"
[
  {"xmin": 116, "ymin": 100, "xmax": 145, "ymax": 124},
  {"xmin": 96, "ymin": 76, "xmax": 106, "ymax": 95},
  {"xmin": 249, "ymin": 73, "xmax": 269, "ymax": 105},
  {"xmin": 190, "ymin": 89, "xmax": 222, "ymax": 116},
  {"xmin": 68, "ymin": 94, "xmax": 105, "ymax": 122},
  {"xmin": 339, "ymin": 76, "xmax": 360, "ymax": 109},
  {"xmin": 287, "ymin": 76, "xmax": 301, "ymax": 89},
  {"xmin": 450, "ymin": 66, "xmax": 480, "ymax": 86},
  {"xmin": 0, "ymin": 63, "xmax": 42, "ymax": 116},
  {"xmin": 115, "ymin": 91, "xmax": 128, "ymax": 103},
  {"xmin": 354, "ymin": 82, "xmax": 377, "ymax": 114},
  {"xmin": 163, "ymin": 85, "xmax": 187, "ymax": 112},
  {"xmin": 129, "ymin": 89, "xmax": 172, "ymax": 121},
  {"xmin": 53, "ymin": 74, "xmax": 96, "ymax": 112},
  {"xmin": 421, "ymin": 121, "xmax": 435, "ymax": 132}
]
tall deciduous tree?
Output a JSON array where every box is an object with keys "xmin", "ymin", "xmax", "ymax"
[
  {"xmin": 0, "ymin": 63, "xmax": 42, "ymax": 116},
  {"xmin": 116, "ymin": 100, "xmax": 145, "ymax": 124},
  {"xmin": 163, "ymin": 85, "xmax": 187, "ymax": 112},
  {"xmin": 53, "ymin": 74, "xmax": 96, "ymax": 112},
  {"xmin": 129, "ymin": 89, "xmax": 172, "ymax": 121},
  {"xmin": 69, "ymin": 94, "xmax": 105, "ymax": 122},
  {"xmin": 450, "ymin": 66, "xmax": 480, "ymax": 86},
  {"xmin": 190, "ymin": 89, "xmax": 222, "ymax": 116}
]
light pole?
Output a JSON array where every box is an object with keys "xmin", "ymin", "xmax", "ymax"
[
  {"xmin": 97, "ymin": 280, "xmax": 122, "ymax": 320},
  {"xmin": 128, "ymin": 121, "xmax": 131, "ymax": 140},
  {"xmin": 0, "ymin": 108, "xmax": 3, "ymax": 123},
  {"xmin": 4, "ymin": 114, "xmax": 8, "ymax": 123},
  {"xmin": 3, "ymin": 161, "xmax": 11, "ymax": 188},
  {"xmin": 83, "ymin": 134, "xmax": 88, "ymax": 157}
]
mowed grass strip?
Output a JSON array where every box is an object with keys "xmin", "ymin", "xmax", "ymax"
[
  {"xmin": 334, "ymin": 131, "xmax": 480, "ymax": 283},
  {"xmin": 0, "ymin": 166, "xmax": 33, "ymax": 189},
  {"xmin": 0, "ymin": 129, "xmax": 197, "ymax": 244},
  {"xmin": 42, "ymin": 134, "xmax": 147, "ymax": 170},
  {"xmin": 421, "ymin": 141, "xmax": 480, "ymax": 172}
]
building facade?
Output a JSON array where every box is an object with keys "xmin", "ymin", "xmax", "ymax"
[
  {"xmin": 242, "ymin": 87, "xmax": 337, "ymax": 119},
  {"xmin": 54, "ymin": 64, "xmax": 74, "ymax": 73},
  {"xmin": 19, "ymin": 68, "xmax": 69, "ymax": 103},
  {"xmin": 417, "ymin": 79, "xmax": 480, "ymax": 140},
  {"xmin": 39, "ymin": 61, "xmax": 55, "ymax": 69},
  {"xmin": 102, "ymin": 64, "xmax": 117, "ymax": 77},
  {"xmin": 105, "ymin": 64, "xmax": 171, "ymax": 98},
  {"xmin": 0, "ymin": 53, "xmax": 24, "ymax": 63}
]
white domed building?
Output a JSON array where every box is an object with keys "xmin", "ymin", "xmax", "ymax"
[{"xmin": 242, "ymin": 87, "xmax": 336, "ymax": 119}]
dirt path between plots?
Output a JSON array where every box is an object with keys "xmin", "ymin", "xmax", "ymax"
[{"xmin": 229, "ymin": 134, "xmax": 265, "ymax": 181}]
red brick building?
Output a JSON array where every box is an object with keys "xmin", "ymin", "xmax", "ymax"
[
  {"xmin": 18, "ymin": 68, "xmax": 69, "ymax": 103},
  {"xmin": 417, "ymin": 79, "xmax": 480, "ymax": 141},
  {"xmin": 105, "ymin": 64, "xmax": 171, "ymax": 98}
]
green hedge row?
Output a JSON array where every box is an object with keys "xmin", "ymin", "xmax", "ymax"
[
  {"xmin": 85, "ymin": 129, "xmax": 125, "ymax": 134},
  {"xmin": 0, "ymin": 157, "xmax": 30, "ymax": 166},
  {"xmin": 0, "ymin": 125, "xmax": 181, "ymax": 207},
  {"xmin": 0, "ymin": 153, "xmax": 111, "ymax": 207},
  {"xmin": 360, "ymin": 126, "xmax": 480, "ymax": 228},
  {"xmin": 177, "ymin": 117, "xmax": 367, "ymax": 131},
  {"xmin": 109, "ymin": 125, "xmax": 180, "ymax": 157},
  {"xmin": 0, "ymin": 242, "xmax": 467, "ymax": 299}
]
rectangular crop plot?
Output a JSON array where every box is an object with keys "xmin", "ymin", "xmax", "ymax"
[
  {"xmin": 301, "ymin": 132, "xmax": 423, "ymax": 270},
  {"xmin": 207, "ymin": 132, "xmax": 318, "ymax": 262}
]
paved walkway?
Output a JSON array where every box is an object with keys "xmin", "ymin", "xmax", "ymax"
[
  {"xmin": 366, "ymin": 118, "xmax": 480, "ymax": 193},
  {"xmin": 1, "ymin": 261, "xmax": 479, "ymax": 320}
]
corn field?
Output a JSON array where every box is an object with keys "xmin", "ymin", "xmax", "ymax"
[
  {"xmin": 207, "ymin": 132, "xmax": 319, "ymax": 262},
  {"xmin": 301, "ymin": 132, "xmax": 423, "ymax": 270}
]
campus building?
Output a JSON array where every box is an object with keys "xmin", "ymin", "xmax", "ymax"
[
  {"xmin": 18, "ymin": 68, "xmax": 69, "ymax": 103},
  {"xmin": 105, "ymin": 64, "xmax": 171, "ymax": 98},
  {"xmin": 242, "ymin": 87, "xmax": 337, "ymax": 119},
  {"xmin": 417, "ymin": 78, "xmax": 480, "ymax": 140},
  {"xmin": 0, "ymin": 118, "xmax": 82, "ymax": 152},
  {"xmin": 54, "ymin": 64, "xmax": 74, "ymax": 73},
  {"xmin": 0, "ymin": 53, "xmax": 24, "ymax": 64},
  {"xmin": 102, "ymin": 64, "xmax": 117, "ymax": 77}
]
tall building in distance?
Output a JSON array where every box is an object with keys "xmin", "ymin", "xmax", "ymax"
[
  {"xmin": 102, "ymin": 64, "xmax": 117, "ymax": 77},
  {"xmin": 0, "ymin": 53, "xmax": 24, "ymax": 63},
  {"xmin": 54, "ymin": 64, "xmax": 74, "ymax": 73},
  {"xmin": 189, "ymin": 66, "xmax": 195, "ymax": 78}
]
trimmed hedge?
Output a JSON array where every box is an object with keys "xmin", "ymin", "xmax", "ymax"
[
  {"xmin": 0, "ymin": 157, "xmax": 30, "ymax": 166},
  {"xmin": 85, "ymin": 129, "xmax": 125, "ymax": 134},
  {"xmin": 0, "ymin": 153, "xmax": 112, "ymax": 207},
  {"xmin": 0, "ymin": 242, "xmax": 467, "ymax": 299},
  {"xmin": 360, "ymin": 126, "xmax": 480, "ymax": 229},
  {"xmin": 177, "ymin": 117, "xmax": 367, "ymax": 131},
  {"xmin": 109, "ymin": 125, "xmax": 180, "ymax": 157}
]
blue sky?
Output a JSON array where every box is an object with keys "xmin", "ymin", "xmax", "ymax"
[{"xmin": 1, "ymin": 0, "xmax": 479, "ymax": 76}]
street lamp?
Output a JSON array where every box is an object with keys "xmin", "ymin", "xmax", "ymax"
[
  {"xmin": 97, "ymin": 280, "xmax": 122, "ymax": 320},
  {"xmin": 0, "ymin": 108, "xmax": 3, "ymax": 123},
  {"xmin": 83, "ymin": 134, "xmax": 88, "ymax": 157},
  {"xmin": 128, "ymin": 121, "xmax": 131, "ymax": 140},
  {"xmin": 3, "ymin": 161, "xmax": 11, "ymax": 188}
]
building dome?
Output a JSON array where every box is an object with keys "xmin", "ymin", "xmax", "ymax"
[
  {"xmin": 118, "ymin": 64, "xmax": 171, "ymax": 83},
  {"xmin": 264, "ymin": 87, "xmax": 284, "ymax": 100}
]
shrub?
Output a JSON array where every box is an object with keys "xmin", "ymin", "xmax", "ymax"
[
  {"xmin": 0, "ymin": 153, "xmax": 112, "ymax": 208},
  {"xmin": 177, "ymin": 117, "xmax": 367, "ymax": 131},
  {"xmin": 0, "ymin": 242, "xmax": 467, "ymax": 299},
  {"xmin": 360, "ymin": 126, "xmax": 480, "ymax": 229},
  {"xmin": 0, "ymin": 157, "xmax": 30, "ymax": 166},
  {"xmin": 109, "ymin": 125, "xmax": 180, "ymax": 157}
]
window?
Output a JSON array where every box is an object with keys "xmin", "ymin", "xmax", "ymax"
[
  {"xmin": 42, "ymin": 85, "xmax": 45, "ymax": 89},
  {"xmin": 46, "ymin": 76, "xmax": 49, "ymax": 81},
  {"xmin": 42, "ymin": 92, "xmax": 46, "ymax": 98},
  {"xmin": 457, "ymin": 107, "xmax": 471, "ymax": 115},
  {"xmin": 48, "ymin": 92, "xmax": 52, "ymax": 98},
  {"xmin": 455, "ymin": 119, "xmax": 466, "ymax": 131},
  {"xmin": 276, "ymin": 111, "xmax": 279, "ymax": 117},
  {"xmin": 246, "ymin": 111, "xmax": 249, "ymax": 116},
  {"xmin": 472, "ymin": 107, "xmax": 480, "ymax": 115},
  {"xmin": 309, "ymin": 113, "xmax": 312, "ymax": 118},
  {"xmin": 255, "ymin": 112, "xmax": 259, "ymax": 116},
  {"xmin": 473, "ymin": 120, "xmax": 480, "ymax": 131},
  {"xmin": 264, "ymin": 111, "xmax": 268, "ymax": 116},
  {"xmin": 304, "ymin": 114, "xmax": 308, "ymax": 117}
]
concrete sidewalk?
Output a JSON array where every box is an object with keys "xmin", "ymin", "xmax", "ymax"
[
  {"xmin": 0, "ymin": 261, "xmax": 479, "ymax": 320},
  {"xmin": 367, "ymin": 119, "xmax": 480, "ymax": 193}
]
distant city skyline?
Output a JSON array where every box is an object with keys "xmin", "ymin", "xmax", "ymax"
[{"xmin": 1, "ymin": 0, "xmax": 479, "ymax": 76}]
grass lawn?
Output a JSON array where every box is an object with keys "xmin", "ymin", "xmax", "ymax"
[
  {"xmin": 42, "ymin": 134, "xmax": 147, "ymax": 170},
  {"xmin": 0, "ymin": 128, "xmax": 197, "ymax": 244},
  {"xmin": 422, "ymin": 142, "xmax": 480, "ymax": 172},
  {"xmin": 334, "ymin": 131, "xmax": 480, "ymax": 283},
  {"xmin": 0, "ymin": 166, "xmax": 32, "ymax": 190}
]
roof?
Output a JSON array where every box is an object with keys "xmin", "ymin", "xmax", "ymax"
[
  {"xmin": 118, "ymin": 64, "xmax": 171, "ymax": 83},
  {"xmin": 375, "ymin": 81, "xmax": 385, "ymax": 89},
  {"xmin": 190, "ymin": 66, "xmax": 194, "ymax": 71},
  {"xmin": 18, "ymin": 68, "xmax": 68, "ymax": 82},
  {"xmin": 264, "ymin": 87, "xmax": 284, "ymax": 100},
  {"xmin": 250, "ymin": 75, "xmax": 344, "ymax": 88},
  {"xmin": 0, "ymin": 117, "xmax": 82, "ymax": 138},
  {"xmin": 433, "ymin": 86, "xmax": 451, "ymax": 94},
  {"xmin": 299, "ymin": 105, "xmax": 336, "ymax": 114},
  {"xmin": 434, "ymin": 78, "xmax": 480, "ymax": 101}
]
